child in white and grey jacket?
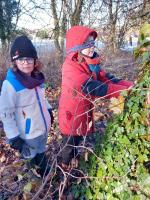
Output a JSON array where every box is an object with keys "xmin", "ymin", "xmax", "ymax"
[{"xmin": 0, "ymin": 35, "xmax": 53, "ymax": 177}]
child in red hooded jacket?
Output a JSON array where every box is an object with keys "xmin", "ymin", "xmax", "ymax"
[{"xmin": 58, "ymin": 26, "xmax": 133, "ymax": 169}]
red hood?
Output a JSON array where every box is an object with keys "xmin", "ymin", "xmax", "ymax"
[{"xmin": 66, "ymin": 26, "xmax": 97, "ymax": 53}]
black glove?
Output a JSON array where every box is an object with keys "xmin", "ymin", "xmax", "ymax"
[
  {"xmin": 9, "ymin": 136, "xmax": 25, "ymax": 153},
  {"xmin": 21, "ymin": 143, "xmax": 31, "ymax": 158},
  {"xmin": 48, "ymin": 108, "xmax": 54, "ymax": 125},
  {"xmin": 106, "ymin": 73, "xmax": 122, "ymax": 83},
  {"xmin": 35, "ymin": 153, "xmax": 51, "ymax": 177}
]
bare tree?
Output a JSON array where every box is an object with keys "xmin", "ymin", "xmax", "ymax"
[
  {"xmin": 50, "ymin": 0, "xmax": 84, "ymax": 60},
  {"xmin": 96, "ymin": 0, "xmax": 147, "ymax": 52},
  {"xmin": 0, "ymin": 0, "xmax": 21, "ymax": 49},
  {"xmin": 15, "ymin": 0, "xmax": 149, "ymax": 56},
  {"xmin": 69, "ymin": 0, "xmax": 84, "ymax": 26},
  {"xmin": 135, "ymin": 0, "xmax": 150, "ymax": 23}
]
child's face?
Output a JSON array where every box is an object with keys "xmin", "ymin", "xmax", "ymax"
[
  {"xmin": 16, "ymin": 57, "xmax": 34, "ymax": 75},
  {"xmin": 81, "ymin": 35, "xmax": 95, "ymax": 57}
]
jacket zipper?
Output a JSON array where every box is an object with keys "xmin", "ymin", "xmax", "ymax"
[{"xmin": 35, "ymin": 87, "xmax": 47, "ymax": 133}]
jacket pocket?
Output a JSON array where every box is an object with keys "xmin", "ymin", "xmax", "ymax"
[{"xmin": 25, "ymin": 118, "xmax": 31, "ymax": 134}]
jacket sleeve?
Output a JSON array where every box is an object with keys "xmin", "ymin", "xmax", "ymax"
[
  {"xmin": 98, "ymin": 67, "xmax": 133, "ymax": 87},
  {"xmin": 97, "ymin": 69, "xmax": 108, "ymax": 82},
  {"xmin": 117, "ymin": 80, "xmax": 134, "ymax": 88},
  {"xmin": 105, "ymin": 72, "xmax": 122, "ymax": 83},
  {"xmin": 98, "ymin": 68, "xmax": 122, "ymax": 83},
  {"xmin": 0, "ymin": 80, "xmax": 20, "ymax": 139},
  {"xmin": 82, "ymin": 78, "xmax": 128, "ymax": 98},
  {"xmin": 82, "ymin": 78, "xmax": 108, "ymax": 97}
]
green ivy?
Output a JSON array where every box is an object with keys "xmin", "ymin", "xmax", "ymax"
[{"xmin": 72, "ymin": 23, "xmax": 150, "ymax": 199}]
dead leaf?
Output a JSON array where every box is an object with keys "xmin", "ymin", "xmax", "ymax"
[
  {"xmin": 67, "ymin": 193, "xmax": 74, "ymax": 200},
  {"xmin": 60, "ymin": 195, "xmax": 67, "ymax": 200},
  {"xmin": 109, "ymin": 96, "xmax": 125, "ymax": 114},
  {"xmin": 94, "ymin": 111, "xmax": 104, "ymax": 121},
  {"xmin": 84, "ymin": 151, "xmax": 89, "ymax": 161},
  {"xmin": 76, "ymin": 122, "xmax": 82, "ymax": 136},
  {"xmin": 140, "ymin": 134, "xmax": 150, "ymax": 141},
  {"xmin": 0, "ymin": 153, "xmax": 6, "ymax": 162},
  {"xmin": 17, "ymin": 174, "xmax": 23, "ymax": 181},
  {"xmin": 77, "ymin": 177, "xmax": 82, "ymax": 184},
  {"xmin": 58, "ymin": 134, "xmax": 63, "ymax": 140},
  {"xmin": 8, "ymin": 196, "xmax": 19, "ymax": 200},
  {"xmin": 146, "ymin": 91, "xmax": 150, "ymax": 105},
  {"xmin": 88, "ymin": 121, "xmax": 93, "ymax": 130},
  {"xmin": 71, "ymin": 158, "xmax": 78, "ymax": 168},
  {"xmin": 30, "ymin": 180, "xmax": 42, "ymax": 193},
  {"xmin": 23, "ymin": 193, "xmax": 31, "ymax": 200},
  {"xmin": 31, "ymin": 168, "xmax": 41, "ymax": 178}
]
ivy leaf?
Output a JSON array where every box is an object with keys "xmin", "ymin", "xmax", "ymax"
[
  {"xmin": 140, "ymin": 23, "xmax": 150, "ymax": 39},
  {"xmin": 86, "ymin": 188, "xmax": 93, "ymax": 199},
  {"xmin": 137, "ymin": 154, "xmax": 148, "ymax": 163},
  {"xmin": 142, "ymin": 52, "xmax": 150, "ymax": 63}
]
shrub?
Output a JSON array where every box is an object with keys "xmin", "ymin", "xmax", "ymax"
[{"xmin": 72, "ymin": 23, "xmax": 150, "ymax": 200}]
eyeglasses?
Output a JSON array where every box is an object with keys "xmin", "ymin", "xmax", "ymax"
[{"xmin": 17, "ymin": 57, "xmax": 34, "ymax": 64}]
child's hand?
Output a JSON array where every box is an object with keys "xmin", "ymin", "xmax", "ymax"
[
  {"xmin": 10, "ymin": 136, "xmax": 25, "ymax": 153},
  {"xmin": 21, "ymin": 143, "xmax": 31, "ymax": 158}
]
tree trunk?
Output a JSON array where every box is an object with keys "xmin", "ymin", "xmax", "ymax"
[
  {"xmin": 109, "ymin": 22, "xmax": 116, "ymax": 53},
  {"xmin": 107, "ymin": 0, "xmax": 116, "ymax": 53},
  {"xmin": 0, "ymin": 0, "xmax": 6, "ymax": 47},
  {"xmin": 51, "ymin": 0, "xmax": 63, "ymax": 63},
  {"xmin": 140, "ymin": 0, "xmax": 150, "ymax": 23},
  {"xmin": 51, "ymin": 0, "xmax": 84, "ymax": 64},
  {"xmin": 70, "ymin": 0, "xmax": 84, "ymax": 26}
]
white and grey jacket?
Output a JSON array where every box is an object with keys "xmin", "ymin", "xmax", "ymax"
[{"xmin": 0, "ymin": 69, "xmax": 51, "ymax": 140}]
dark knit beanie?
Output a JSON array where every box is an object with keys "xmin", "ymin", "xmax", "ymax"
[{"xmin": 10, "ymin": 35, "xmax": 38, "ymax": 61}]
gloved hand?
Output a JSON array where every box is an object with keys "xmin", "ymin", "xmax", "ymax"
[
  {"xmin": 21, "ymin": 143, "xmax": 31, "ymax": 159},
  {"xmin": 48, "ymin": 108, "xmax": 54, "ymax": 125},
  {"xmin": 10, "ymin": 136, "xmax": 32, "ymax": 159},
  {"xmin": 9, "ymin": 136, "xmax": 25, "ymax": 153},
  {"xmin": 106, "ymin": 73, "xmax": 122, "ymax": 83},
  {"xmin": 35, "ymin": 152, "xmax": 51, "ymax": 177}
]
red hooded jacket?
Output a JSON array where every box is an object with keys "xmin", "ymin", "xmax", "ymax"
[{"xmin": 58, "ymin": 26, "xmax": 133, "ymax": 136}]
